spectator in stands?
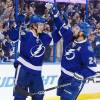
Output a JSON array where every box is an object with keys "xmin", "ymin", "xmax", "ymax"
[
  {"xmin": 25, "ymin": 3, "xmax": 36, "ymax": 24},
  {"xmin": 2, "ymin": 35, "xmax": 12, "ymax": 62},
  {"xmin": 0, "ymin": 21, "xmax": 5, "ymax": 62},
  {"xmin": 73, "ymin": 12, "xmax": 82, "ymax": 24},
  {"xmin": 1, "ymin": 21, "xmax": 13, "ymax": 62},
  {"xmin": 88, "ymin": 31, "xmax": 95, "ymax": 49},
  {"xmin": 93, "ymin": 9, "xmax": 100, "ymax": 23},
  {"xmin": 43, "ymin": 8, "xmax": 51, "ymax": 21},
  {"xmin": 0, "ymin": 40, "xmax": 4, "ymax": 62},
  {"xmin": 93, "ymin": 23, "xmax": 100, "ymax": 59},
  {"xmin": 0, "ymin": 0, "xmax": 14, "ymax": 22},
  {"xmin": 0, "ymin": 33, "xmax": 4, "ymax": 62},
  {"xmin": 0, "ymin": 1, "xmax": 6, "ymax": 17}
]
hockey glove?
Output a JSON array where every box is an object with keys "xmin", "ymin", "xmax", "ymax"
[{"xmin": 45, "ymin": 3, "xmax": 53, "ymax": 10}]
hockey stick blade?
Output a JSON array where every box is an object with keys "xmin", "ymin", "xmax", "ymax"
[{"xmin": 15, "ymin": 86, "xmax": 31, "ymax": 96}]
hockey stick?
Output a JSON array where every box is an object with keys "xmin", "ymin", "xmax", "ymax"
[{"xmin": 15, "ymin": 83, "xmax": 71, "ymax": 97}]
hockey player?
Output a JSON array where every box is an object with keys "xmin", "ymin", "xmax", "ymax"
[
  {"xmin": 8, "ymin": 15, "xmax": 51, "ymax": 100},
  {"xmin": 45, "ymin": 3, "xmax": 97, "ymax": 100}
]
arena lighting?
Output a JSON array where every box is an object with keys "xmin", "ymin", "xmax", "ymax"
[{"xmin": 34, "ymin": 0, "xmax": 86, "ymax": 4}]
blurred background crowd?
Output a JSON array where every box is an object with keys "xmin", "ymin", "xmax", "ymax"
[{"xmin": 0, "ymin": 0, "xmax": 100, "ymax": 63}]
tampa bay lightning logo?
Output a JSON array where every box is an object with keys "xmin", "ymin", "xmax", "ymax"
[
  {"xmin": 65, "ymin": 49, "xmax": 75, "ymax": 60},
  {"xmin": 30, "ymin": 44, "xmax": 45, "ymax": 57}
]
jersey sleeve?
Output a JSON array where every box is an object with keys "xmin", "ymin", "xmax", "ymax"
[
  {"xmin": 52, "ymin": 29, "xmax": 61, "ymax": 43},
  {"xmin": 53, "ymin": 17, "xmax": 73, "ymax": 43},
  {"xmin": 60, "ymin": 25, "xmax": 73, "ymax": 41},
  {"xmin": 80, "ymin": 45, "xmax": 96, "ymax": 68},
  {"xmin": 39, "ymin": 33, "xmax": 52, "ymax": 47},
  {"xmin": 54, "ymin": 17, "xmax": 64, "ymax": 30},
  {"xmin": 8, "ymin": 28, "xmax": 19, "ymax": 41},
  {"xmin": 52, "ymin": 9, "xmax": 73, "ymax": 43},
  {"xmin": 77, "ymin": 45, "xmax": 97, "ymax": 78}
]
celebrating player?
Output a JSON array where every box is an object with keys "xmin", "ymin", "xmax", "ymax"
[
  {"xmin": 8, "ymin": 15, "xmax": 51, "ymax": 100},
  {"xmin": 45, "ymin": 3, "xmax": 97, "ymax": 100}
]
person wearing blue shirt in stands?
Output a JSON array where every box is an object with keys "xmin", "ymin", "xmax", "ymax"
[
  {"xmin": 93, "ymin": 30, "xmax": 100, "ymax": 59},
  {"xmin": 45, "ymin": 3, "xmax": 97, "ymax": 100},
  {"xmin": 8, "ymin": 15, "xmax": 51, "ymax": 100}
]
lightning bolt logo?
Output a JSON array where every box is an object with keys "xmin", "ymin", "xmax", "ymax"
[{"xmin": 30, "ymin": 44, "xmax": 45, "ymax": 57}]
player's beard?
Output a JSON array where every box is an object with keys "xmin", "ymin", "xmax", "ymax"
[{"xmin": 73, "ymin": 34, "xmax": 80, "ymax": 41}]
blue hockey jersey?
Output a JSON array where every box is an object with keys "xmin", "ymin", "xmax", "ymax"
[
  {"xmin": 8, "ymin": 27, "xmax": 51, "ymax": 71},
  {"xmin": 52, "ymin": 17, "xmax": 96, "ymax": 78}
]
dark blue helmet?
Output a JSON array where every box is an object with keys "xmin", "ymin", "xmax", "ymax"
[{"xmin": 30, "ymin": 15, "xmax": 47, "ymax": 24}]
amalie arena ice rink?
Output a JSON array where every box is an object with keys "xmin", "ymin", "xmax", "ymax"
[{"xmin": 0, "ymin": 62, "xmax": 100, "ymax": 100}]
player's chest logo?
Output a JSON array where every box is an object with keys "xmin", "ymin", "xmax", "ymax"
[
  {"xmin": 65, "ymin": 49, "xmax": 75, "ymax": 60},
  {"xmin": 30, "ymin": 44, "xmax": 45, "ymax": 57}
]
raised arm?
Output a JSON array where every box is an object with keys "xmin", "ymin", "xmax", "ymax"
[
  {"xmin": 8, "ymin": 27, "xmax": 19, "ymax": 42},
  {"xmin": 45, "ymin": 3, "xmax": 64, "ymax": 30},
  {"xmin": 45, "ymin": 3, "xmax": 73, "ymax": 42}
]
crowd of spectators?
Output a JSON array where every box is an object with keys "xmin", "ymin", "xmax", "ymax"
[{"xmin": 0, "ymin": 0, "xmax": 100, "ymax": 63}]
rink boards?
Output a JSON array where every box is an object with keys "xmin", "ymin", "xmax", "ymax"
[{"xmin": 0, "ymin": 63, "xmax": 100, "ymax": 100}]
